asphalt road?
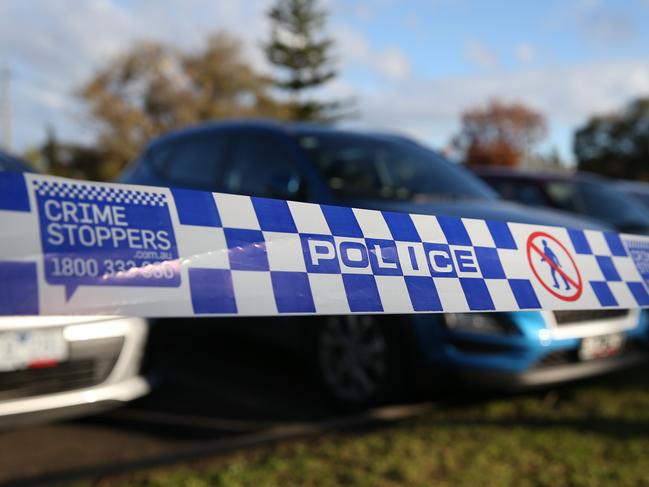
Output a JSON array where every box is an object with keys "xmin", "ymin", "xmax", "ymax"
[{"xmin": 0, "ymin": 322, "xmax": 359, "ymax": 485}]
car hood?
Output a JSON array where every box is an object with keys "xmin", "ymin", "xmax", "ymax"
[
  {"xmin": 0, "ymin": 316, "xmax": 119, "ymax": 330},
  {"xmin": 340, "ymin": 197, "xmax": 611, "ymax": 232}
]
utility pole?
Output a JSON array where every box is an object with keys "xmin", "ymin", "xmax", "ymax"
[{"xmin": 0, "ymin": 66, "xmax": 11, "ymax": 151}]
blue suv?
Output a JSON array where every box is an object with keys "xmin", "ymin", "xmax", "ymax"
[{"xmin": 121, "ymin": 120, "xmax": 648, "ymax": 408}]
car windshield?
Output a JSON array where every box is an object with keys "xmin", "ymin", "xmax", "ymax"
[
  {"xmin": 624, "ymin": 189, "xmax": 649, "ymax": 210},
  {"xmin": 297, "ymin": 132, "xmax": 497, "ymax": 201},
  {"xmin": 546, "ymin": 179, "xmax": 649, "ymax": 230},
  {"xmin": 578, "ymin": 181, "xmax": 649, "ymax": 229}
]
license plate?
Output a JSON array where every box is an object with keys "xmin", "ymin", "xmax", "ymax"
[
  {"xmin": 579, "ymin": 333, "xmax": 625, "ymax": 361},
  {"xmin": 0, "ymin": 329, "xmax": 68, "ymax": 371}
]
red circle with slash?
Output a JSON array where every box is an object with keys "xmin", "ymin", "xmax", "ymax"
[{"xmin": 526, "ymin": 231, "xmax": 583, "ymax": 302}]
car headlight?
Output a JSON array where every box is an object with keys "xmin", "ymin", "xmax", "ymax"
[{"xmin": 444, "ymin": 313, "xmax": 520, "ymax": 336}]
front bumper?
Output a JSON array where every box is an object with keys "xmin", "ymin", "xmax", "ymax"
[
  {"xmin": 0, "ymin": 375, "xmax": 150, "ymax": 427},
  {"xmin": 457, "ymin": 350, "xmax": 648, "ymax": 389},
  {"xmin": 0, "ymin": 316, "xmax": 150, "ymax": 426},
  {"xmin": 411, "ymin": 309, "xmax": 649, "ymax": 389}
]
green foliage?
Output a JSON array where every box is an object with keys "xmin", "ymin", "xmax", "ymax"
[
  {"xmin": 264, "ymin": 0, "xmax": 346, "ymax": 122},
  {"xmin": 33, "ymin": 126, "xmax": 105, "ymax": 180},
  {"xmin": 76, "ymin": 365, "xmax": 649, "ymax": 486},
  {"xmin": 575, "ymin": 97, "xmax": 649, "ymax": 180}
]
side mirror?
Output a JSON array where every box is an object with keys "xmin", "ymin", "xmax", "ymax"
[{"xmin": 267, "ymin": 171, "xmax": 304, "ymax": 200}]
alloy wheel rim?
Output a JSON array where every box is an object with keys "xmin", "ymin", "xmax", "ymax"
[{"xmin": 318, "ymin": 315, "xmax": 388, "ymax": 403}]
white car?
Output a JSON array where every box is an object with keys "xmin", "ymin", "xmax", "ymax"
[{"xmin": 0, "ymin": 316, "xmax": 149, "ymax": 427}]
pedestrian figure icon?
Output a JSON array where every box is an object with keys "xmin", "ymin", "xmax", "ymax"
[
  {"xmin": 527, "ymin": 231, "xmax": 583, "ymax": 302},
  {"xmin": 541, "ymin": 239, "xmax": 571, "ymax": 290}
]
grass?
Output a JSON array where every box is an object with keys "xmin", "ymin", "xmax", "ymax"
[{"xmin": 75, "ymin": 365, "xmax": 649, "ymax": 487}]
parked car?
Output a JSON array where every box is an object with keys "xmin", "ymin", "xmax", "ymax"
[
  {"xmin": 614, "ymin": 180, "xmax": 649, "ymax": 211},
  {"xmin": 0, "ymin": 149, "xmax": 35, "ymax": 173},
  {"xmin": 474, "ymin": 168, "xmax": 649, "ymax": 234},
  {"xmin": 0, "ymin": 152, "xmax": 151, "ymax": 426},
  {"xmin": 121, "ymin": 120, "xmax": 648, "ymax": 408}
]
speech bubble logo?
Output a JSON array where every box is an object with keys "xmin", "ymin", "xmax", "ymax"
[
  {"xmin": 64, "ymin": 282, "xmax": 79, "ymax": 301},
  {"xmin": 33, "ymin": 178, "xmax": 181, "ymax": 301}
]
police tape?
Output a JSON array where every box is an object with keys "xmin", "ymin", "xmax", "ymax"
[{"xmin": 1, "ymin": 172, "xmax": 649, "ymax": 317}]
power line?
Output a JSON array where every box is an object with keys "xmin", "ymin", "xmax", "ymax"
[{"xmin": 0, "ymin": 66, "xmax": 10, "ymax": 151}]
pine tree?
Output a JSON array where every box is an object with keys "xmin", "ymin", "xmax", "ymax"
[{"xmin": 265, "ymin": 0, "xmax": 345, "ymax": 121}]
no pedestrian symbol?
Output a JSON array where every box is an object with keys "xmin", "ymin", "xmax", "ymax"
[{"xmin": 526, "ymin": 231, "xmax": 583, "ymax": 302}]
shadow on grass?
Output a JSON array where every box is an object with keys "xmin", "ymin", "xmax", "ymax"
[
  {"xmin": 426, "ymin": 416, "xmax": 649, "ymax": 439},
  {"xmin": 434, "ymin": 360, "xmax": 649, "ymax": 404}
]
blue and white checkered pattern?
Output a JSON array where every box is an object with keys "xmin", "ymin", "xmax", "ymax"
[
  {"xmin": 578, "ymin": 233, "xmax": 649, "ymax": 307},
  {"xmin": 2, "ymin": 172, "xmax": 649, "ymax": 317},
  {"xmin": 32, "ymin": 180, "xmax": 167, "ymax": 206},
  {"xmin": 170, "ymin": 189, "xmax": 649, "ymax": 316}
]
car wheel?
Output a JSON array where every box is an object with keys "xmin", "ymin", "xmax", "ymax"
[{"xmin": 312, "ymin": 315, "xmax": 406, "ymax": 409}]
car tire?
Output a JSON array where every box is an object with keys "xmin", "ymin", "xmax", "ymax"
[{"xmin": 310, "ymin": 315, "xmax": 408, "ymax": 410}]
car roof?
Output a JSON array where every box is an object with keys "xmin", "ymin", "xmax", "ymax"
[
  {"xmin": 472, "ymin": 166, "xmax": 605, "ymax": 183},
  {"xmin": 0, "ymin": 149, "xmax": 35, "ymax": 172},
  {"xmin": 148, "ymin": 119, "xmax": 420, "ymax": 150},
  {"xmin": 614, "ymin": 179, "xmax": 649, "ymax": 193},
  {"xmin": 287, "ymin": 123, "xmax": 417, "ymax": 144}
]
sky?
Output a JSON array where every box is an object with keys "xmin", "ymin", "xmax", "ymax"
[{"xmin": 1, "ymin": 0, "xmax": 649, "ymax": 164}]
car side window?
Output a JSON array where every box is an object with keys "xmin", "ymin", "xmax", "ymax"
[
  {"xmin": 161, "ymin": 134, "xmax": 227, "ymax": 190},
  {"xmin": 146, "ymin": 145, "xmax": 172, "ymax": 173},
  {"xmin": 545, "ymin": 181, "xmax": 583, "ymax": 213},
  {"xmin": 222, "ymin": 132, "xmax": 302, "ymax": 198},
  {"xmin": 490, "ymin": 180, "xmax": 547, "ymax": 207}
]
